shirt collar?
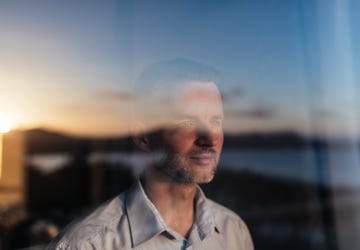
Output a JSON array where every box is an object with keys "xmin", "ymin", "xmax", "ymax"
[
  {"xmin": 125, "ymin": 181, "xmax": 166, "ymax": 247},
  {"xmin": 125, "ymin": 180, "xmax": 217, "ymax": 248},
  {"xmin": 194, "ymin": 187, "xmax": 217, "ymax": 240}
]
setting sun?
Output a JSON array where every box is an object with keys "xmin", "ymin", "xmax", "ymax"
[{"xmin": 0, "ymin": 116, "xmax": 11, "ymax": 133}]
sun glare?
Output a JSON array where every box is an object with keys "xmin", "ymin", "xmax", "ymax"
[{"xmin": 0, "ymin": 116, "xmax": 12, "ymax": 133}]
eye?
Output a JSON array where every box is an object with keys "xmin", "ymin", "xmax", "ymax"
[
  {"xmin": 174, "ymin": 119, "xmax": 196, "ymax": 128},
  {"xmin": 210, "ymin": 118, "xmax": 223, "ymax": 126}
]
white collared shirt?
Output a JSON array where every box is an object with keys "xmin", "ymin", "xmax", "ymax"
[{"xmin": 47, "ymin": 181, "xmax": 253, "ymax": 250}]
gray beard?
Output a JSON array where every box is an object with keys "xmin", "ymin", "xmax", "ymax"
[{"xmin": 155, "ymin": 152, "xmax": 218, "ymax": 184}]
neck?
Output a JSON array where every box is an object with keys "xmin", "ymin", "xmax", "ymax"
[{"xmin": 142, "ymin": 168, "xmax": 197, "ymax": 238}]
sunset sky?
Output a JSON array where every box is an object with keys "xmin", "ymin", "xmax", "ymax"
[{"xmin": 0, "ymin": 0, "xmax": 359, "ymax": 138}]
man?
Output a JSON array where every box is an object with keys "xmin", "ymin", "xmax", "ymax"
[{"xmin": 47, "ymin": 59, "xmax": 253, "ymax": 249}]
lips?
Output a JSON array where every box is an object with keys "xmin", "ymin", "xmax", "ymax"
[{"xmin": 189, "ymin": 153, "xmax": 215, "ymax": 166}]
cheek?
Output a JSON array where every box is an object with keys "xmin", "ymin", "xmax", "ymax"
[
  {"xmin": 162, "ymin": 130, "xmax": 197, "ymax": 151},
  {"xmin": 215, "ymin": 131, "xmax": 224, "ymax": 149}
]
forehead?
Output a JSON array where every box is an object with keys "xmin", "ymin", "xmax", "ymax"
[
  {"xmin": 138, "ymin": 81, "xmax": 223, "ymax": 130},
  {"xmin": 163, "ymin": 81, "xmax": 223, "ymax": 116},
  {"xmin": 178, "ymin": 81, "xmax": 221, "ymax": 99}
]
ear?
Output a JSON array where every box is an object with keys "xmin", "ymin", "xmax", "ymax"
[{"xmin": 131, "ymin": 122, "xmax": 151, "ymax": 152}]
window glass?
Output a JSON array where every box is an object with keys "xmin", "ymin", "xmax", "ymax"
[{"xmin": 0, "ymin": 1, "xmax": 359, "ymax": 249}]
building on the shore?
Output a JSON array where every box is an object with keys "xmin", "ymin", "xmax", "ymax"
[{"xmin": 0, "ymin": 130, "xmax": 26, "ymax": 213}]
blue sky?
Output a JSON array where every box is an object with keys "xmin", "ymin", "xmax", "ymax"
[{"xmin": 0, "ymin": 0, "xmax": 358, "ymax": 138}]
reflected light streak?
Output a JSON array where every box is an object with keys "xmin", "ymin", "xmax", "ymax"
[
  {"xmin": 0, "ymin": 133, "xmax": 3, "ymax": 179},
  {"xmin": 0, "ymin": 116, "xmax": 11, "ymax": 179}
]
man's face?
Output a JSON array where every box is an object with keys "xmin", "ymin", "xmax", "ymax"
[{"xmin": 150, "ymin": 81, "xmax": 224, "ymax": 184}]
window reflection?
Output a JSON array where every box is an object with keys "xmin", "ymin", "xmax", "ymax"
[{"xmin": 0, "ymin": 0, "xmax": 359, "ymax": 249}]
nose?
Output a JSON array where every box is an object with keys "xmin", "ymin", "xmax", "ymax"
[{"xmin": 194, "ymin": 123, "xmax": 221, "ymax": 148}]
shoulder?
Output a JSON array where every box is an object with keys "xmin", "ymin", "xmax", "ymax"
[
  {"xmin": 207, "ymin": 198, "xmax": 254, "ymax": 249},
  {"xmin": 207, "ymin": 198, "xmax": 244, "ymax": 224},
  {"xmin": 47, "ymin": 193, "xmax": 127, "ymax": 250}
]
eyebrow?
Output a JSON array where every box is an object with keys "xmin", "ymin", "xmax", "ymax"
[
  {"xmin": 174, "ymin": 114, "xmax": 224, "ymax": 120},
  {"xmin": 211, "ymin": 115, "xmax": 224, "ymax": 120}
]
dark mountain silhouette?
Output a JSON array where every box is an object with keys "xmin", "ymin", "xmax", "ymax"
[
  {"xmin": 24, "ymin": 128, "xmax": 315, "ymax": 154},
  {"xmin": 223, "ymin": 131, "xmax": 310, "ymax": 148},
  {"xmin": 24, "ymin": 128, "xmax": 133, "ymax": 154}
]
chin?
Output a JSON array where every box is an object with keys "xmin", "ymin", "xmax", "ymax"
[
  {"xmin": 193, "ymin": 172, "xmax": 215, "ymax": 184},
  {"xmin": 198, "ymin": 176, "xmax": 214, "ymax": 184}
]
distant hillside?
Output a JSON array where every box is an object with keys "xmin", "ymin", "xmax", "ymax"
[
  {"xmin": 24, "ymin": 129, "xmax": 133, "ymax": 154},
  {"xmin": 24, "ymin": 128, "xmax": 322, "ymax": 154},
  {"xmin": 223, "ymin": 131, "xmax": 310, "ymax": 148}
]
